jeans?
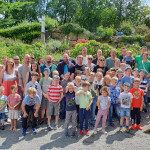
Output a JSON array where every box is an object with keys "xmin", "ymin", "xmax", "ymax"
[
  {"xmin": 109, "ymin": 104, "xmax": 120, "ymax": 125},
  {"xmin": 147, "ymin": 97, "xmax": 150, "ymax": 113},
  {"xmin": 90, "ymin": 98, "xmax": 97, "ymax": 122},
  {"xmin": 60, "ymin": 97, "xmax": 66, "ymax": 119}
]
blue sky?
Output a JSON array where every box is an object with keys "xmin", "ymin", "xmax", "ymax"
[{"xmin": 145, "ymin": 0, "xmax": 150, "ymax": 6}]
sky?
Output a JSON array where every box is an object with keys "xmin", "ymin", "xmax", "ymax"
[{"xmin": 145, "ymin": 0, "xmax": 150, "ymax": 6}]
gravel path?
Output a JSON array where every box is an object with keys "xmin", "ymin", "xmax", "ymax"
[{"xmin": 0, "ymin": 113, "xmax": 150, "ymax": 150}]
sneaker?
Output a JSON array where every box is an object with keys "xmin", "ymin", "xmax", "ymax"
[
  {"xmin": 40, "ymin": 120, "xmax": 44, "ymax": 125},
  {"xmin": 32, "ymin": 128, "xmax": 37, "ymax": 135},
  {"xmin": 110, "ymin": 123, "xmax": 116, "ymax": 127},
  {"xmin": 126, "ymin": 127, "xmax": 130, "ymax": 133},
  {"xmin": 22, "ymin": 129, "xmax": 26, "ymax": 136},
  {"xmin": 91, "ymin": 122, "xmax": 95, "ymax": 127},
  {"xmin": 119, "ymin": 127, "xmax": 123, "ymax": 132},
  {"xmin": 71, "ymin": 132, "xmax": 75, "ymax": 137},
  {"xmin": 1, "ymin": 125, "xmax": 5, "ymax": 130},
  {"xmin": 136, "ymin": 124, "xmax": 142, "ymax": 130},
  {"xmin": 102, "ymin": 130, "xmax": 107, "ymax": 135},
  {"xmin": 132, "ymin": 124, "xmax": 137, "ymax": 130},
  {"xmin": 85, "ymin": 130, "xmax": 90, "ymax": 136},
  {"xmin": 47, "ymin": 124, "xmax": 52, "ymax": 131},
  {"xmin": 80, "ymin": 130, "xmax": 83, "ymax": 136},
  {"xmin": 65, "ymin": 132, "xmax": 69, "ymax": 137},
  {"xmin": 54, "ymin": 124, "xmax": 58, "ymax": 130}
]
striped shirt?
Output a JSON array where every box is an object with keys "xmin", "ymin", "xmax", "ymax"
[
  {"xmin": 47, "ymin": 84, "xmax": 63, "ymax": 102},
  {"xmin": 140, "ymin": 78, "xmax": 148, "ymax": 95}
]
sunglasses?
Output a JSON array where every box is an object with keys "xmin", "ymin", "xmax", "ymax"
[
  {"xmin": 88, "ymin": 58, "xmax": 92, "ymax": 60},
  {"xmin": 31, "ymin": 57, "xmax": 34, "ymax": 59},
  {"xmin": 99, "ymin": 59, "xmax": 105, "ymax": 61},
  {"xmin": 14, "ymin": 59, "xmax": 19, "ymax": 61}
]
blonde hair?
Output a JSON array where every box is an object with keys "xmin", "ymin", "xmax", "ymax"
[
  {"xmin": 85, "ymin": 67, "xmax": 90, "ymax": 71},
  {"xmin": 5, "ymin": 58, "xmax": 15, "ymax": 74},
  {"xmin": 96, "ymin": 72, "xmax": 103, "ymax": 77},
  {"xmin": 134, "ymin": 78, "xmax": 140, "ymax": 83},
  {"xmin": 52, "ymin": 70, "xmax": 59, "ymax": 76},
  {"xmin": 67, "ymin": 82, "xmax": 74, "ymax": 87},
  {"xmin": 75, "ymin": 76, "xmax": 81, "ymax": 81},
  {"xmin": 97, "ymin": 68, "xmax": 103, "ymax": 73},
  {"xmin": 89, "ymin": 72, "xmax": 95, "ymax": 76},
  {"xmin": 100, "ymin": 86, "xmax": 110, "ymax": 96},
  {"xmin": 102, "ymin": 75, "xmax": 111, "ymax": 86},
  {"xmin": 0, "ymin": 86, "xmax": 5, "ymax": 92},
  {"xmin": 82, "ymin": 81, "xmax": 90, "ymax": 87},
  {"xmin": 27, "ymin": 87, "xmax": 37, "ymax": 95},
  {"xmin": 111, "ymin": 77, "xmax": 118, "ymax": 82}
]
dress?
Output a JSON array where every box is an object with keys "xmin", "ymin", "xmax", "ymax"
[{"xmin": 3, "ymin": 70, "xmax": 17, "ymax": 96}]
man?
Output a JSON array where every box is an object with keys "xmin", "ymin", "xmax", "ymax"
[
  {"xmin": 57, "ymin": 54, "xmax": 74, "ymax": 80},
  {"xmin": 119, "ymin": 48, "xmax": 127, "ymax": 62},
  {"xmin": 14, "ymin": 55, "xmax": 22, "ymax": 70},
  {"xmin": 59, "ymin": 49, "xmax": 76, "ymax": 65},
  {"xmin": 81, "ymin": 47, "xmax": 88, "ymax": 65},
  {"xmin": 135, "ymin": 46, "xmax": 150, "ymax": 69},
  {"xmin": 106, "ymin": 49, "xmax": 119, "ymax": 70},
  {"xmin": 71, "ymin": 55, "xmax": 86, "ymax": 79},
  {"xmin": 92, "ymin": 49, "xmax": 103, "ymax": 65},
  {"xmin": 29, "ymin": 54, "xmax": 35, "ymax": 64},
  {"xmin": 40, "ymin": 55, "xmax": 57, "ymax": 77},
  {"xmin": 18, "ymin": 54, "xmax": 31, "ymax": 96}
]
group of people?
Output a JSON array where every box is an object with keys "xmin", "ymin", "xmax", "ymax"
[{"xmin": 0, "ymin": 46, "xmax": 150, "ymax": 137}]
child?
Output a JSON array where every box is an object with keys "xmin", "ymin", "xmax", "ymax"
[
  {"xmin": 7, "ymin": 85, "xmax": 21, "ymax": 131},
  {"xmin": 109, "ymin": 77, "xmax": 121, "ymax": 127},
  {"xmin": 120, "ymin": 67, "xmax": 134, "ymax": 90},
  {"xmin": 119, "ymin": 83, "xmax": 133, "ymax": 132},
  {"xmin": 72, "ymin": 70, "xmax": 82, "ymax": 83},
  {"xmin": 94, "ymin": 86, "xmax": 111, "ymax": 135},
  {"xmin": 22, "ymin": 87, "xmax": 41, "ymax": 135},
  {"xmin": 47, "ymin": 75, "xmax": 63, "ymax": 130},
  {"xmin": 52, "ymin": 70, "xmax": 59, "ymax": 77},
  {"xmin": 39, "ymin": 68, "xmax": 52, "ymax": 124},
  {"xmin": 0, "ymin": 86, "xmax": 7, "ymax": 130},
  {"xmin": 132, "ymin": 68, "xmax": 139, "ymax": 78},
  {"xmin": 60, "ymin": 72, "xmax": 71, "ymax": 119},
  {"xmin": 25, "ymin": 72, "xmax": 42, "ymax": 101},
  {"xmin": 88, "ymin": 72, "xmax": 98, "ymax": 126},
  {"xmin": 64, "ymin": 82, "xmax": 77, "ymax": 136},
  {"xmin": 120, "ymin": 63, "xmax": 126, "ymax": 73},
  {"xmin": 81, "ymin": 67, "xmax": 90, "ymax": 81},
  {"xmin": 102, "ymin": 75, "xmax": 111, "ymax": 87},
  {"xmin": 116, "ymin": 70, "xmax": 124, "ymax": 88},
  {"xmin": 130, "ymin": 78, "xmax": 144, "ymax": 130},
  {"xmin": 110, "ymin": 68, "xmax": 117, "ymax": 77},
  {"xmin": 123, "ymin": 51, "xmax": 135, "ymax": 67},
  {"xmin": 76, "ymin": 81, "xmax": 93, "ymax": 136}
]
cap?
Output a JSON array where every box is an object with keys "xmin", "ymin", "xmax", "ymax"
[
  {"xmin": 44, "ymin": 68, "xmax": 50, "ymax": 72},
  {"xmin": 133, "ymin": 68, "xmax": 139, "ymax": 72},
  {"xmin": 139, "ymin": 69, "xmax": 146, "ymax": 73},
  {"xmin": 117, "ymin": 70, "xmax": 123, "ymax": 74},
  {"xmin": 125, "ymin": 66, "xmax": 132, "ymax": 71},
  {"xmin": 123, "ymin": 82, "xmax": 130, "ymax": 87},
  {"xmin": 110, "ymin": 68, "xmax": 116, "ymax": 72},
  {"xmin": 53, "ymin": 75, "xmax": 60, "ymax": 79},
  {"xmin": 65, "ymin": 72, "xmax": 70, "ymax": 75}
]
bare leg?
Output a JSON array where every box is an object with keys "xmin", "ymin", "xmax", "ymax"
[
  {"xmin": 55, "ymin": 115, "xmax": 59, "ymax": 123},
  {"xmin": 41, "ymin": 108, "xmax": 45, "ymax": 119},
  {"xmin": 126, "ymin": 117, "xmax": 129, "ymax": 126},
  {"xmin": 120, "ymin": 117, "xmax": 124, "ymax": 126},
  {"xmin": 47, "ymin": 115, "xmax": 51, "ymax": 123},
  {"xmin": 13, "ymin": 119, "xmax": 17, "ymax": 131},
  {"xmin": 10, "ymin": 120, "xmax": 14, "ymax": 131},
  {"xmin": 1, "ymin": 120, "xmax": 5, "ymax": 126}
]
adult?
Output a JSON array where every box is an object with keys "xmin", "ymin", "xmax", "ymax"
[
  {"xmin": 59, "ymin": 49, "xmax": 76, "ymax": 65},
  {"xmin": 40, "ymin": 55, "xmax": 57, "ymax": 77},
  {"xmin": 14, "ymin": 55, "xmax": 22, "ymax": 70},
  {"xmin": 81, "ymin": 47, "xmax": 88, "ymax": 65},
  {"xmin": 57, "ymin": 54, "xmax": 74, "ymax": 80},
  {"xmin": 38, "ymin": 57, "xmax": 45, "ymax": 66},
  {"xmin": 119, "ymin": 48, "xmax": 127, "ymax": 62},
  {"xmin": 106, "ymin": 49, "xmax": 118, "ymax": 70},
  {"xmin": 87, "ymin": 55, "xmax": 95, "ymax": 72},
  {"xmin": 92, "ymin": 49, "xmax": 103, "ymax": 65},
  {"xmin": 135, "ymin": 46, "xmax": 150, "ymax": 69},
  {"xmin": 93, "ymin": 56, "xmax": 109, "ymax": 76},
  {"xmin": 0, "ymin": 58, "xmax": 17, "ymax": 96},
  {"xmin": 71, "ymin": 55, "xmax": 86, "ymax": 78},
  {"xmin": 29, "ymin": 54, "xmax": 35, "ymax": 64},
  {"xmin": 2, "ymin": 56, "xmax": 8, "ymax": 69},
  {"xmin": 18, "ymin": 54, "xmax": 31, "ymax": 94}
]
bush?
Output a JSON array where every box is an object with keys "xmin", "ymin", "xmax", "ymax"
[
  {"xmin": 97, "ymin": 26, "xmax": 115, "ymax": 37},
  {"xmin": 97, "ymin": 26, "xmax": 105, "ymax": 37},
  {"xmin": 120, "ymin": 21, "xmax": 133, "ymax": 36},
  {"xmin": 135, "ymin": 25, "xmax": 150, "ymax": 36},
  {"xmin": 105, "ymin": 27, "xmax": 115, "ymax": 37},
  {"xmin": 74, "ymin": 39, "xmax": 89, "ymax": 47}
]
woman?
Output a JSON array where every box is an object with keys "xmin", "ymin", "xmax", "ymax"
[
  {"xmin": 0, "ymin": 58, "xmax": 17, "ymax": 96},
  {"xmin": 87, "ymin": 55, "xmax": 95, "ymax": 72},
  {"xmin": 93, "ymin": 56, "xmax": 108, "ymax": 76}
]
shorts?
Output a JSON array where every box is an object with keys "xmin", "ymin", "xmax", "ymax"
[
  {"xmin": 8, "ymin": 110, "xmax": 19, "ymax": 119},
  {"xmin": 0, "ymin": 113, "xmax": 6, "ymax": 120},
  {"xmin": 120, "ymin": 108, "xmax": 130, "ymax": 118},
  {"xmin": 48, "ymin": 102, "xmax": 60, "ymax": 116},
  {"xmin": 41, "ymin": 97, "xmax": 49, "ymax": 109}
]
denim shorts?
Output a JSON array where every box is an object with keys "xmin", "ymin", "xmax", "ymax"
[
  {"xmin": 120, "ymin": 108, "xmax": 130, "ymax": 118},
  {"xmin": 0, "ymin": 113, "xmax": 6, "ymax": 120}
]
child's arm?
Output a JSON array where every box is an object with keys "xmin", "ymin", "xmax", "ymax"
[
  {"xmin": 21, "ymin": 103, "xmax": 28, "ymax": 118},
  {"xmin": 8, "ymin": 101, "xmax": 14, "ymax": 109},
  {"xmin": 75, "ymin": 91, "xmax": 85, "ymax": 96},
  {"xmin": 107, "ymin": 101, "xmax": 111, "ymax": 111},
  {"xmin": 58, "ymin": 92, "xmax": 63, "ymax": 103},
  {"xmin": 34, "ymin": 102, "xmax": 40, "ymax": 118},
  {"xmin": 14, "ymin": 101, "xmax": 21, "ymax": 109},
  {"xmin": 42, "ymin": 91, "xmax": 47, "ymax": 98},
  {"xmin": 73, "ymin": 86, "xmax": 76, "ymax": 93},
  {"xmin": 120, "ymin": 83, "xmax": 123, "ymax": 91},
  {"xmin": 97, "ymin": 99, "xmax": 101, "ymax": 110},
  {"xmin": 86, "ymin": 98, "xmax": 93, "ymax": 111},
  {"xmin": 0, "ymin": 102, "xmax": 8, "ymax": 111},
  {"xmin": 140, "ymin": 96, "xmax": 144, "ymax": 111}
]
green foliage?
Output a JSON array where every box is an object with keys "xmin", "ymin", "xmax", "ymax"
[
  {"xmin": 105, "ymin": 27, "xmax": 115, "ymax": 37},
  {"xmin": 61, "ymin": 23, "xmax": 84, "ymax": 36},
  {"xmin": 135, "ymin": 25, "xmax": 150, "ymax": 36},
  {"xmin": 97, "ymin": 26, "xmax": 105, "ymax": 37},
  {"xmin": 97, "ymin": 26, "xmax": 115, "ymax": 37},
  {"xmin": 120, "ymin": 21, "xmax": 133, "ymax": 36}
]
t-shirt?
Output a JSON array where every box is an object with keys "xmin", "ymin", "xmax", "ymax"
[
  {"xmin": 121, "ymin": 76, "xmax": 134, "ymax": 89},
  {"xmin": 78, "ymin": 90, "xmax": 92, "ymax": 108},
  {"xmin": 124, "ymin": 56, "xmax": 133, "ymax": 62},
  {"xmin": 139, "ymin": 78, "xmax": 148, "ymax": 95},
  {"xmin": 61, "ymin": 79, "xmax": 71, "ymax": 96},
  {"xmin": 39, "ymin": 77, "xmax": 52, "ymax": 94},
  {"xmin": 130, "ymin": 88, "xmax": 144, "ymax": 108},
  {"xmin": 23, "ymin": 95, "xmax": 40, "ymax": 106},
  {"xmin": 7, "ymin": 94, "xmax": 21, "ymax": 110},
  {"xmin": 119, "ymin": 92, "xmax": 133, "ymax": 108},
  {"xmin": 106, "ymin": 57, "xmax": 118, "ymax": 70},
  {"xmin": 63, "ymin": 64, "xmax": 69, "ymax": 76},
  {"xmin": 137, "ymin": 61, "xmax": 150, "ymax": 76},
  {"xmin": 89, "ymin": 82, "xmax": 98, "ymax": 98},
  {"xmin": 93, "ymin": 65, "xmax": 108, "ymax": 76},
  {"xmin": 72, "ymin": 64, "xmax": 86, "ymax": 74},
  {"xmin": 75, "ymin": 85, "xmax": 82, "ymax": 105},
  {"xmin": 0, "ymin": 95, "xmax": 7, "ymax": 113},
  {"xmin": 66, "ymin": 92, "xmax": 76, "ymax": 111},
  {"xmin": 47, "ymin": 84, "xmax": 63, "ymax": 103},
  {"xmin": 98, "ymin": 95, "xmax": 111, "ymax": 110}
]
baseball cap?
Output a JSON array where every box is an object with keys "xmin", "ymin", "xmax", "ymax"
[
  {"xmin": 53, "ymin": 75, "xmax": 60, "ymax": 79},
  {"xmin": 44, "ymin": 68, "xmax": 50, "ymax": 72},
  {"xmin": 125, "ymin": 66, "xmax": 132, "ymax": 71},
  {"xmin": 133, "ymin": 68, "xmax": 139, "ymax": 72},
  {"xmin": 123, "ymin": 82, "xmax": 130, "ymax": 87},
  {"xmin": 117, "ymin": 70, "xmax": 123, "ymax": 74},
  {"xmin": 139, "ymin": 69, "xmax": 146, "ymax": 73}
]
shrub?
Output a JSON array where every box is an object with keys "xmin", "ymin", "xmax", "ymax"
[
  {"xmin": 120, "ymin": 21, "xmax": 133, "ymax": 36},
  {"xmin": 97, "ymin": 26, "xmax": 105, "ymax": 37},
  {"xmin": 135, "ymin": 25, "xmax": 150, "ymax": 36},
  {"xmin": 105, "ymin": 27, "xmax": 115, "ymax": 37},
  {"xmin": 74, "ymin": 39, "xmax": 89, "ymax": 47}
]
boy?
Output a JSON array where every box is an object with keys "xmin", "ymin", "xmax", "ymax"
[
  {"xmin": 39, "ymin": 68, "xmax": 52, "ymax": 124},
  {"xmin": 64, "ymin": 82, "xmax": 77, "ymax": 136},
  {"xmin": 130, "ymin": 78, "xmax": 144, "ymax": 130},
  {"xmin": 60, "ymin": 72, "xmax": 71, "ymax": 119},
  {"xmin": 109, "ymin": 77, "xmax": 121, "ymax": 127},
  {"xmin": 0, "ymin": 86, "xmax": 7, "ymax": 130},
  {"xmin": 22, "ymin": 87, "xmax": 41, "ymax": 135},
  {"xmin": 123, "ymin": 51, "xmax": 135, "ymax": 67},
  {"xmin": 132, "ymin": 68, "xmax": 139, "ymax": 78},
  {"xmin": 119, "ymin": 83, "xmax": 133, "ymax": 132},
  {"xmin": 76, "ymin": 81, "xmax": 93, "ymax": 136},
  {"xmin": 47, "ymin": 75, "xmax": 63, "ymax": 130}
]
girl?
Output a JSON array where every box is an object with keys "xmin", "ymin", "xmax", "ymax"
[
  {"xmin": 116, "ymin": 70, "xmax": 124, "ymax": 88},
  {"xmin": 81, "ymin": 67, "xmax": 90, "ymax": 81},
  {"xmin": 7, "ymin": 85, "xmax": 21, "ymax": 131},
  {"xmin": 94, "ymin": 86, "xmax": 111, "ymax": 135},
  {"xmin": 102, "ymin": 75, "xmax": 111, "ymax": 87}
]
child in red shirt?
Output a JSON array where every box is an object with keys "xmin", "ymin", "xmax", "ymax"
[{"xmin": 130, "ymin": 78, "xmax": 144, "ymax": 130}]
